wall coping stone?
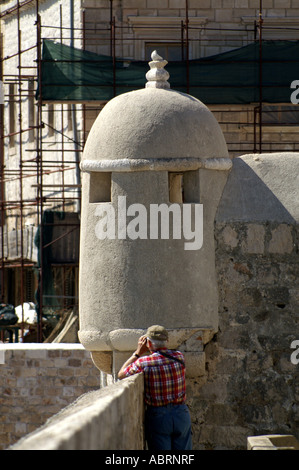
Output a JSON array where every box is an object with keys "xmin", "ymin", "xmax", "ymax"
[{"xmin": 0, "ymin": 343, "xmax": 85, "ymax": 350}]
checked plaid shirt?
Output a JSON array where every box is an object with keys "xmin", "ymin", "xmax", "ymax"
[{"xmin": 123, "ymin": 349, "xmax": 186, "ymax": 407}]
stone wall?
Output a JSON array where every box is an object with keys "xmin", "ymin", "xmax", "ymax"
[
  {"xmin": 82, "ymin": 0, "xmax": 299, "ymax": 59},
  {"xmin": 185, "ymin": 156, "xmax": 299, "ymax": 450},
  {"xmin": 0, "ymin": 344, "xmax": 104, "ymax": 450},
  {"xmin": 210, "ymin": 105, "xmax": 299, "ymax": 158},
  {"xmin": 10, "ymin": 374, "xmax": 144, "ymax": 451},
  {"xmin": 187, "ymin": 222, "xmax": 299, "ymax": 449}
]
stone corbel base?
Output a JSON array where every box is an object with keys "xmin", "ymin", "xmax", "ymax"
[{"xmin": 88, "ymin": 327, "xmax": 215, "ymax": 378}]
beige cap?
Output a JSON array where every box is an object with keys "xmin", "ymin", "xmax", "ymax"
[{"xmin": 146, "ymin": 325, "xmax": 168, "ymax": 341}]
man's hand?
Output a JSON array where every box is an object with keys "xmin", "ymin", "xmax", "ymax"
[
  {"xmin": 117, "ymin": 335, "xmax": 149, "ymax": 380},
  {"xmin": 135, "ymin": 335, "xmax": 149, "ymax": 357}
]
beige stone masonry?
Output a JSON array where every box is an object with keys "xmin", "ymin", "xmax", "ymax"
[
  {"xmin": 11, "ymin": 374, "xmax": 144, "ymax": 450},
  {"xmin": 0, "ymin": 344, "xmax": 104, "ymax": 450},
  {"xmin": 268, "ymin": 224, "xmax": 294, "ymax": 254},
  {"xmin": 247, "ymin": 434, "xmax": 299, "ymax": 450}
]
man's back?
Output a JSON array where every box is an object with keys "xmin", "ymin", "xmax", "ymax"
[
  {"xmin": 123, "ymin": 349, "xmax": 186, "ymax": 406},
  {"xmin": 117, "ymin": 326, "xmax": 192, "ymax": 450}
]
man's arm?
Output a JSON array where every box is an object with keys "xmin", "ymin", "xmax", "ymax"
[{"xmin": 118, "ymin": 335, "xmax": 148, "ymax": 379}]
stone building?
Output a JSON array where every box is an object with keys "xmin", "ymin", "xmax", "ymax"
[{"xmin": 0, "ymin": 0, "xmax": 298, "ymax": 450}]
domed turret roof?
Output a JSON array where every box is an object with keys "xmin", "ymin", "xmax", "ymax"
[{"xmin": 82, "ymin": 51, "xmax": 229, "ymax": 169}]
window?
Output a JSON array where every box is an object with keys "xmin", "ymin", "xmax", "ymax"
[
  {"xmin": 89, "ymin": 172, "xmax": 111, "ymax": 203},
  {"xmin": 145, "ymin": 43, "xmax": 187, "ymax": 61},
  {"xmin": 169, "ymin": 173, "xmax": 184, "ymax": 203},
  {"xmin": 169, "ymin": 171, "xmax": 200, "ymax": 204},
  {"xmin": 262, "ymin": 105, "xmax": 299, "ymax": 126},
  {"xmin": 128, "ymin": 16, "xmax": 206, "ymax": 60}
]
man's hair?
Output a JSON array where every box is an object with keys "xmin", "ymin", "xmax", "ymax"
[{"xmin": 149, "ymin": 338, "xmax": 167, "ymax": 350}]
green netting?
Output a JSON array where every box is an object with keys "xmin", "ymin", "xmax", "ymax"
[{"xmin": 38, "ymin": 39, "xmax": 299, "ymax": 104}]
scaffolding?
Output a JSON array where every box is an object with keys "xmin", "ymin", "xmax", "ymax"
[
  {"xmin": 1, "ymin": 0, "xmax": 299, "ymax": 342},
  {"xmin": 0, "ymin": 0, "xmax": 83, "ymax": 342}
]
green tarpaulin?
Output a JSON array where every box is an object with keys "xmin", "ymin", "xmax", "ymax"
[{"xmin": 39, "ymin": 38, "xmax": 299, "ymax": 104}]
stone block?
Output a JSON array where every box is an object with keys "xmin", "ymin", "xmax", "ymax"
[
  {"xmin": 169, "ymin": 0, "xmax": 187, "ymax": 7},
  {"xmin": 83, "ymin": 1, "xmax": 110, "ymax": 6},
  {"xmin": 247, "ymin": 434, "xmax": 299, "ymax": 450},
  {"xmin": 245, "ymin": 224, "xmax": 265, "ymax": 254},
  {"xmin": 0, "ymin": 350, "xmax": 5, "ymax": 365},
  {"xmin": 0, "ymin": 345, "xmax": 102, "ymax": 450},
  {"xmin": 147, "ymin": 0, "xmax": 170, "ymax": 7},
  {"xmin": 222, "ymin": 226, "xmax": 239, "ymax": 248},
  {"xmin": 113, "ymin": 351, "xmax": 132, "ymax": 377},
  {"xmin": 91, "ymin": 351, "xmax": 112, "ymax": 374},
  {"xmin": 268, "ymin": 224, "xmax": 293, "ymax": 254},
  {"xmin": 215, "ymin": 8, "xmax": 233, "ymax": 22},
  {"xmin": 191, "ymin": 0, "xmax": 211, "ymax": 7},
  {"xmin": 185, "ymin": 352, "xmax": 206, "ymax": 378},
  {"xmin": 123, "ymin": 0, "xmax": 146, "ymax": 7},
  {"xmin": 235, "ymin": 0, "xmax": 249, "ymax": 7},
  {"xmin": 183, "ymin": 332, "xmax": 204, "ymax": 352}
]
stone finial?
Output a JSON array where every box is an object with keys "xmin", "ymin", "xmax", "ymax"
[{"xmin": 146, "ymin": 50, "xmax": 170, "ymax": 89}]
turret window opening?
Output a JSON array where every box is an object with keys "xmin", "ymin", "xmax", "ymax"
[
  {"xmin": 89, "ymin": 172, "xmax": 111, "ymax": 203},
  {"xmin": 168, "ymin": 171, "xmax": 200, "ymax": 204}
]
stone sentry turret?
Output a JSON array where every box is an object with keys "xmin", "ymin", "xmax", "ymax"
[{"xmin": 79, "ymin": 52, "xmax": 232, "ymax": 377}]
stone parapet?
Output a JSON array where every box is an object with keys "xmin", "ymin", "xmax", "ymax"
[
  {"xmin": 10, "ymin": 374, "xmax": 144, "ymax": 450},
  {"xmin": 0, "ymin": 344, "xmax": 104, "ymax": 450}
]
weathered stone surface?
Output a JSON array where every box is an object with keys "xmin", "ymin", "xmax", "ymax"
[
  {"xmin": 221, "ymin": 226, "xmax": 238, "ymax": 248},
  {"xmin": 247, "ymin": 434, "xmax": 299, "ymax": 450},
  {"xmin": 90, "ymin": 351, "xmax": 112, "ymax": 374},
  {"xmin": 10, "ymin": 374, "xmax": 144, "ymax": 450},
  {"xmin": 185, "ymin": 352, "xmax": 206, "ymax": 378},
  {"xmin": 187, "ymin": 211, "xmax": 299, "ymax": 449},
  {"xmin": 216, "ymin": 153, "xmax": 299, "ymax": 223},
  {"xmin": 0, "ymin": 344, "xmax": 103, "ymax": 450},
  {"xmin": 245, "ymin": 224, "xmax": 265, "ymax": 254},
  {"xmin": 79, "ymin": 65, "xmax": 230, "ymax": 360},
  {"xmin": 268, "ymin": 224, "xmax": 293, "ymax": 254}
]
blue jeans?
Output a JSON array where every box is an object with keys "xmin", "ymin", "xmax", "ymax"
[{"xmin": 145, "ymin": 403, "xmax": 192, "ymax": 451}]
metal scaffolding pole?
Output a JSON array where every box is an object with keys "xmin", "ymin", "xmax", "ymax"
[
  {"xmin": 17, "ymin": 0, "xmax": 25, "ymax": 335},
  {"xmin": 258, "ymin": 0, "xmax": 263, "ymax": 154},
  {"xmin": 36, "ymin": 7, "xmax": 44, "ymax": 342}
]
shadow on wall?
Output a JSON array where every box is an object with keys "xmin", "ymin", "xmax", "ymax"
[{"xmin": 216, "ymin": 153, "xmax": 298, "ymax": 224}]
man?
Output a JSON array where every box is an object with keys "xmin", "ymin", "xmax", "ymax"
[{"xmin": 118, "ymin": 325, "xmax": 192, "ymax": 450}]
